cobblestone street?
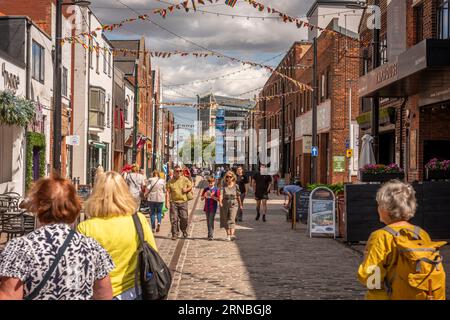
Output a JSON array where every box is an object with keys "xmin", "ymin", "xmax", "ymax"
[{"xmin": 154, "ymin": 179, "xmax": 366, "ymax": 300}]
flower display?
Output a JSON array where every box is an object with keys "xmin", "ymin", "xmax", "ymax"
[
  {"xmin": 425, "ymin": 158, "xmax": 450, "ymax": 171},
  {"xmin": 360, "ymin": 163, "xmax": 404, "ymax": 174}
]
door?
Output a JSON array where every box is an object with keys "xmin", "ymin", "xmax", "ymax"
[{"xmin": 32, "ymin": 147, "xmax": 41, "ymax": 181}]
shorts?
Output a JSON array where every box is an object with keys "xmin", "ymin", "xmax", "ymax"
[{"xmin": 255, "ymin": 193, "xmax": 269, "ymax": 201}]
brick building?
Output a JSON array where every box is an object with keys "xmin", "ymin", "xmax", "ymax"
[
  {"xmin": 257, "ymin": 19, "xmax": 360, "ymax": 186},
  {"xmin": 358, "ymin": 0, "xmax": 450, "ymax": 181},
  {"xmin": 111, "ymin": 39, "xmax": 154, "ymax": 176}
]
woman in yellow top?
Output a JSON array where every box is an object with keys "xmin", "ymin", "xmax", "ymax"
[
  {"xmin": 77, "ymin": 171, "xmax": 157, "ymax": 300},
  {"xmin": 357, "ymin": 180, "xmax": 434, "ymax": 300}
]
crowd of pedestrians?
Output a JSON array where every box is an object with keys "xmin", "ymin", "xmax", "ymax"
[{"xmin": 0, "ymin": 163, "xmax": 446, "ymax": 300}]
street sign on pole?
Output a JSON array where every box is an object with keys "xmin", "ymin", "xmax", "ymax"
[
  {"xmin": 346, "ymin": 149, "xmax": 353, "ymax": 158},
  {"xmin": 311, "ymin": 146, "xmax": 318, "ymax": 157}
]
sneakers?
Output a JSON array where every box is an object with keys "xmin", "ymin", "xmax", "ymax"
[
  {"xmin": 208, "ymin": 236, "xmax": 213, "ymax": 241},
  {"xmin": 183, "ymin": 231, "xmax": 188, "ymax": 238},
  {"xmin": 263, "ymin": 215, "xmax": 266, "ymax": 222},
  {"xmin": 255, "ymin": 213, "xmax": 260, "ymax": 221},
  {"xmin": 171, "ymin": 234, "xmax": 177, "ymax": 240},
  {"xmin": 156, "ymin": 224, "xmax": 160, "ymax": 233},
  {"xmin": 226, "ymin": 235, "xmax": 231, "ymax": 241}
]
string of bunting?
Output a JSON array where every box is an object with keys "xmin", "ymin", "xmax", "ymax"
[{"xmin": 68, "ymin": 37, "xmax": 312, "ymax": 92}]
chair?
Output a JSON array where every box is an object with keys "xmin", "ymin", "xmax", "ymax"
[{"xmin": 0, "ymin": 211, "xmax": 35, "ymax": 242}]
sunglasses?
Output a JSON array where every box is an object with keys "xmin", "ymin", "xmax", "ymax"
[{"xmin": 175, "ymin": 170, "xmax": 182, "ymax": 172}]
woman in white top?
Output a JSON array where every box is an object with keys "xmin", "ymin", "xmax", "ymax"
[
  {"xmin": 125, "ymin": 164, "xmax": 146, "ymax": 204},
  {"xmin": 145, "ymin": 170, "xmax": 166, "ymax": 232}
]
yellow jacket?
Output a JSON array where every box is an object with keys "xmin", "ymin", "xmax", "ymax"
[
  {"xmin": 357, "ymin": 224, "xmax": 432, "ymax": 300},
  {"xmin": 77, "ymin": 212, "xmax": 157, "ymax": 297}
]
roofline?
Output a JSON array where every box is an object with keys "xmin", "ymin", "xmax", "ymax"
[
  {"xmin": 306, "ymin": 1, "xmax": 361, "ymax": 17},
  {"xmin": 0, "ymin": 15, "xmax": 51, "ymax": 40}
]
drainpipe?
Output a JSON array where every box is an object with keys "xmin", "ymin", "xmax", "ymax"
[{"xmin": 86, "ymin": 9, "xmax": 92, "ymax": 185}]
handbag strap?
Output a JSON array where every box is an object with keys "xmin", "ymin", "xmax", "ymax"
[
  {"xmin": 132, "ymin": 213, "xmax": 145, "ymax": 297},
  {"xmin": 25, "ymin": 229, "xmax": 76, "ymax": 300},
  {"xmin": 146, "ymin": 179, "xmax": 160, "ymax": 198}
]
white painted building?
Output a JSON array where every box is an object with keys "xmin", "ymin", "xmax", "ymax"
[
  {"xmin": 307, "ymin": 0, "xmax": 364, "ymax": 41},
  {"xmin": 71, "ymin": 7, "xmax": 114, "ymax": 184},
  {"xmin": 0, "ymin": 50, "xmax": 27, "ymax": 195},
  {"xmin": 124, "ymin": 79, "xmax": 135, "ymax": 165}
]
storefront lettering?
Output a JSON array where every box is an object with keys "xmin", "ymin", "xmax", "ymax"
[
  {"xmin": 1, "ymin": 63, "xmax": 20, "ymax": 93},
  {"xmin": 376, "ymin": 62, "xmax": 398, "ymax": 85}
]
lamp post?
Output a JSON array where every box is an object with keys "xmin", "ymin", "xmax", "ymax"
[{"xmin": 53, "ymin": 0, "xmax": 91, "ymax": 173}]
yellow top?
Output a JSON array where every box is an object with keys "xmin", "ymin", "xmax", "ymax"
[
  {"xmin": 77, "ymin": 212, "xmax": 158, "ymax": 297},
  {"xmin": 357, "ymin": 224, "xmax": 431, "ymax": 300},
  {"xmin": 166, "ymin": 176, "xmax": 192, "ymax": 203}
]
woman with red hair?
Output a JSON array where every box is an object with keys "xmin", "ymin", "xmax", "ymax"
[{"xmin": 0, "ymin": 175, "xmax": 115, "ymax": 300}]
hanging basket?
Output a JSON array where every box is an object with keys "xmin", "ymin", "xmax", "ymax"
[
  {"xmin": 426, "ymin": 169, "xmax": 450, "ymax": 181},
  {"xmin": 0, "ymin": 90, "xmax": 36, "ymax": 127}
]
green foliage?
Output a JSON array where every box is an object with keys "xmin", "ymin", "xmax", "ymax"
[
  {"xmin": 25, "ymin": 132, "xmax": 46, "ymax": 191},
  {"xmin": 307, "ymin": 183, "xmax": 344, "ymax": 195},
  {"xmin": 0, "ymin": 90, "xmax": 36, "ymax": 127},
  {"xmin": 178, "ymin": 136, "xmax": 216, "ymax": 163}
]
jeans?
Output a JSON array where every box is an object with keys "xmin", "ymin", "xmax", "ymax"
[
  {"xmin": 205, "ymin": 210, "xmax": 216, "ymax": 238},
  {"xmin": 113, "ymin": 287, "xmax": 142, "ymax": 300},
  {"xmin": 149, "ymin": 202, "xmax": 163, "ymax": 229}
]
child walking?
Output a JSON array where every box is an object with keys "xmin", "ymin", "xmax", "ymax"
[{"xmin": 201, "ymin": 176, "xmax": 220, "ymax": 241}]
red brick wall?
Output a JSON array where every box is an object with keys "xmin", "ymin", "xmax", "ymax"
[{"xmin": 0, "ymin": 0, "xmax": 53, "ymax": 35}]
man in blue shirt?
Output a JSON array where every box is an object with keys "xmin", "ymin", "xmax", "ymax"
[{"xmin": 280, "ymin": 183, "xmax": 303, "ymax": 209}]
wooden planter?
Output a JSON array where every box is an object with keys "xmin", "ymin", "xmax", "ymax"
[
  {"xmin": 360, "ymin": 172, "xmax": 405, "ymax": 183},
  {"xmin": 426, "ymin": 169, "xmax": 450, "ymax": 181}
]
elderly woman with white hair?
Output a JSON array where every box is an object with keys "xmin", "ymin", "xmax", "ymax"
[{"xmin": 357, "ymin": 180, "xmax": 446, "ymax": 300}]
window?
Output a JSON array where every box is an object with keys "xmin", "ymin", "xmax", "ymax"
[
  {"xmin": 380, "ymin": 35, "xmax": 388, "ymax": 65},
  {"xmin": 62, "ymin": 67, "xmax": 68, "ymax": 97},
  {"xmin": 89, "ymin": 38, "xmax": 93, "ymax": 69},
  {"xmin": 96, "ymin": 49, "xmax": 100, "ymax": 74},
  {"xmin": 108, "ymin": 52, "xmax": 112, "ymax": 77},
  {"xmin": 106, "ymin": 98, "xmax": 110, "ymax": 128},
  {"xmin": 326, "ymin": 70, "xmax": 331, "ymax": 99},
  {"xmin": 438, "ymin": 0, "xmax": 449, "ymax": 39},
  {"xmin": 124, "ymin": 98, "xmax": 129, "ymax": 123},
  {"xmin": 414, "ymin": 4, "xmax": 424, "ymax": 44},
  {"xmin": 89, "ymin": 88, "xmax": 105, "ymax": 127},
  {"xmin": 103, "ymin": 49, "xmax": 108, "ymax": 74},
  {"xmin": 321, "ymin": 73, "xmax": 326, "ymax": 101},
  {"xmin": 32, "ymin": 41, "xmax": 45, "ymax": 83}
]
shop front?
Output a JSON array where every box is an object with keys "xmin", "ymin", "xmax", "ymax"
[{"xmin": 358, "ymin": 39, "xmax": 450, "ymax": 181}]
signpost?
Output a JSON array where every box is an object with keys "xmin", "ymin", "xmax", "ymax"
[
  {"xmin": 311, "ymin": 146, "xmax": 318, "ymax": 157},
  {"xmin": 308, "ymin": 187, "xmax": 336, "ymax": 238}
]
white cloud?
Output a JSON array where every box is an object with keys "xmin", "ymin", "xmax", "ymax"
[{"xmin": 89, "ymin": 0, "xmax": 316, "ymax": 120}]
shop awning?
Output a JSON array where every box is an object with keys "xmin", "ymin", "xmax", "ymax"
[
  {"xmin": 91, "ymin": 142, "xmax": 106, "ymax": 149},
  {"xmin": 358, "ymin": 39, "xmax": 450, "ymax": 105}
]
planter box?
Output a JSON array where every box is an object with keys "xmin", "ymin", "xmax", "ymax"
[
  {"xmin": 426, "ymin": 170, "xmax": 450, "ymax": 181},
  {"xmin": 360, "ymin": 172, "xmax": 405, "ymax": 183}
]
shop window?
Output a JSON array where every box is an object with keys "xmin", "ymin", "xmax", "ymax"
[
  {"xmin": 414, "ymin": 4, "xmax": 424, "ymax": 44},
  {"xmin": 90, "ymin": 88, "xmax": 105, "ymax": 128},
  {"xmin": 438, "ymin": 0, "xmax": 449, "ymax": 39},
  {"xmin": 32, "ymin": 41, "xmax": 45, "ymax": 83}
]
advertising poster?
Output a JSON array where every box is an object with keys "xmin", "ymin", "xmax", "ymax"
[{"xmin": 309, "ymin": 187, "xmax": 336, "ymax": 237}]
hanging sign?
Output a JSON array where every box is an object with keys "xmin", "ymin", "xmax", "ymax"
[
  {"xmin": 66, "ymin": 135, "xmax": 80, "ymax": 146},
  {"xmin": 309, "ymin": 187, "xmax": 336, "ymax": 238}
]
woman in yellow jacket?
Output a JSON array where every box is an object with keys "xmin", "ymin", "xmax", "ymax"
[
  {"xmin": 357, "ymin": 180, "xmax": 442, "ymax": 300},
  {"xmin": 77, "ymin": 171, "xmax": 158, "ymax": 300}
]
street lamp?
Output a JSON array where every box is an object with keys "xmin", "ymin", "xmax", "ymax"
[{"xmin": 53, "ymin": 0, "xmax": 91, "ymax": 173}]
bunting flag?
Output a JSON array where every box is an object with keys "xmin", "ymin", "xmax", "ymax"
[{"xmin": 225, "ymin": 0, "xmax": 238, "ymax": 7}]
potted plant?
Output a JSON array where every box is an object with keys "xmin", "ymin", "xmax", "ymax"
[
  {"xmin": 360, "ymin": 163, "xmax": 405, "ymax": 182},
  {"xmin": 425, "ymin": 158, "xmax": 450, "ymax": 181}
]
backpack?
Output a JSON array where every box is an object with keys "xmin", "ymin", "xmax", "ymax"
[
  {"xmin": 132, "ymin": 214, "xmax": 172, "ymax": 300},
  {"xmin": 383, "ymin": 225, "xmax": 447, "ymax": 300}
]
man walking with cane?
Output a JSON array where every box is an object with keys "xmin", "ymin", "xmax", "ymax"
[{"xmin": 166, "ymin": 165, "xmax": 193, "ymax": 240}]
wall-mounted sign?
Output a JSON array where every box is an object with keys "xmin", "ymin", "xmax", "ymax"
[
  {"xmin": 2, "ymin": 62, "xmax": 20, "ymax": 93},
  {"xmin": 309, "ymin": 187, "xmax": 336, "ymax": 238},
  {"xmin": 66, "ymin": 135, "xmax": 80, "ymax": 146},
  {"xmin": 333, "ymin": 156, "xmax": 346, "ymax": 173},
  {"xmin": 303, "ymin": 135, "xmax": 312, "ymax": 154}
]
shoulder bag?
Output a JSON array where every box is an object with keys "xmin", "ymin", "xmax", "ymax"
[{"xmin": 25, "ymin": 230, "xmax": 75, "ymax": 300}]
